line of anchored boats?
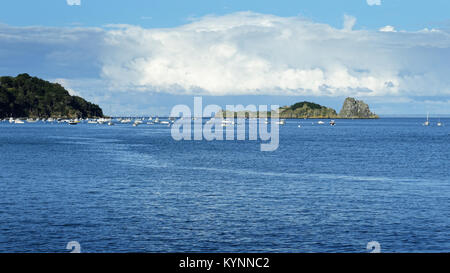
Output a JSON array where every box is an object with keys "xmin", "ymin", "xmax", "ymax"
[
  {"xmin": 0, "ymin": 116, "xmax": 313, "ymax": 127},
  {"xmin": 2, "ymin": 116, "xmax": 444, "ymax": 128},
  {"xmin": 0, "ymin": 116, "xmax": 335, "ymax": 127},
  {"xmin": 0, "ymin": 116, "xmax": 177, "ymax": 126}
]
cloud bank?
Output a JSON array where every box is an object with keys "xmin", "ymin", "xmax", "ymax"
[
  {"xmin": 99, "ymin": 12, "xmax": 450, "ymax": 98},
  {"xmin": 1, "ymin": 12, "xmax": 450, "ymax": 114}
]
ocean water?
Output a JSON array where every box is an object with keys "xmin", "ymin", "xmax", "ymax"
[{"xmin": 0, "ymin": 118, "xmax": 449, "ymax": 253}]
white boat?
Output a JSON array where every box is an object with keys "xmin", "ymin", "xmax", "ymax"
[
  {"xmin": 97, "ymin": 118, "xmax": 111, "ymax": 124},
  {"xmin": 221, "ymin": 119, "xmax": 235, "ymax": 125},
  {"xmin": 154, "ymin": 117, "xmax": 160, "ymax": 123},
  {"xmin": 330, "ymin": 120, "xmax": 336, "ymax": 126},
  {"xmin": 317, "ymin": 121, "xmax": 325, "ymax": 125},
  {"xmin": 14, "ymin": 119, "xmax": 24, "ymax": 124},
  {"xmin": 160, "ymin": 121, "xmax": 170, "ymax": 125},
  {"xmin": 275, "ymin": 119, "xmax": 286, "ymax": 125},
  {"xmin": 9, "ymin": 117, "xmax": 14, "ymax": 123},
  {"xmin": 423, "ymin": 113, "xmax": 430, "ymax": 126},
  {"xmin": 108, "ymin": 121, "xmax": 114, "ymax": 126},
  {"xmin": 121, "ymin": 119, "xmax": 132, "ymax": 124}
]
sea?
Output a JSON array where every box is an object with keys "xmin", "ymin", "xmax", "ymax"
[{"xmin": 0, "ymin": 118, "xmax": 449, "ymax": 253}]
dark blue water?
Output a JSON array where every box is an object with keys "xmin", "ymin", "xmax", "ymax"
[{"xmin": 0, "ymin": 118, "xmax": 449, "ymax": 253}]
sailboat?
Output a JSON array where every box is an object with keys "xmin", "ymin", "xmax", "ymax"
[
  {"xmin": 437, "ymin": 118, "xmax": 443, "ymax": 127},
  {"xmin": 423, "ymin": 113, "xmax": 430, "ymax": 126}
]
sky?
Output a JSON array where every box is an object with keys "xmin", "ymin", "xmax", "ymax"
[{"xmin": 1, "ymin": 0, "xmax": 450, "ymax": 116}]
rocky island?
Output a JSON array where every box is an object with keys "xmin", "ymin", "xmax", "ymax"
[
  {"xmin": 338, "ymin": 97, "xmax": 378, "ymax": 119},
  {"xmin": 0, "ymin": 74, "xmax": 103, "ymax": 119},
  {"xmin": 217, "ymin": 97, "xmax": 378, "ymax": 119}
]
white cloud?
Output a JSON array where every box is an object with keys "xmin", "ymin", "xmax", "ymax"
[
  {"xmin": 67, "ymin": 0, "xmax": 81, "ymax": 6},
  {"xmin": 379, "ymin": 25, "xmax": 396, "ymax": 32},
  {"xmin": 99, "ymin": 12, "xmax": 450, "ymax": 98},
  {"xmin": 367, "ymin": 0, "xmax": 381, "ymax": 6}
]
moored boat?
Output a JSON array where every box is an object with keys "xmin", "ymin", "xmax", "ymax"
[{"xmin": 423, "ymin": 113, "xmax": 430, "ymax": 126}]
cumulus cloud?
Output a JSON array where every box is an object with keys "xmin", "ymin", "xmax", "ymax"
[
  {"xmin": 367, "ymin": 0, "xmax": 381, "ymax": 6},
  {"xmin": 379, "ymin": 25, "xmax": 396, "ymax": 32},
  {"xmin": 67, "ymin": 0, "xmax": 81, "ymax": 6},
  {"xmin": 99, "ymin": 12, "xmax": 450, "ymax": 98}
]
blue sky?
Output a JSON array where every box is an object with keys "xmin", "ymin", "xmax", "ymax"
[
  {"xmin": 1, "ymin": 0, "xmax": 450, "ymax": 116},
  {"xmin": 2, "ymin": 0, "xmax": 450, "ymax": 30}
]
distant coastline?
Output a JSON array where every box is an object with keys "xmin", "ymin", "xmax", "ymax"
[{"xmin": 217, "ymin": 97, "xmax": 379, "ymax": 119}]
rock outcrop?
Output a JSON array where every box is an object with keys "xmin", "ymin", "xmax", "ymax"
[{"xmin": 338, "ymin": 97, "xmax": 378, "ymax": 119}]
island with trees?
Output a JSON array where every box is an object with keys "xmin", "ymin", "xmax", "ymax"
[{"xmin": 0, "ymin": 74, "xmax": 103, "ymax": 119}]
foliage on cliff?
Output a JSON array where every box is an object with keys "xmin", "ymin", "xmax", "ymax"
[
  {"xmin": 0, "ymin": 74, "xmax": 103, "ymax": 118},
  {"xmin": 279, "ymin": 101, "xmax": 339, "ymax": 118}
]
